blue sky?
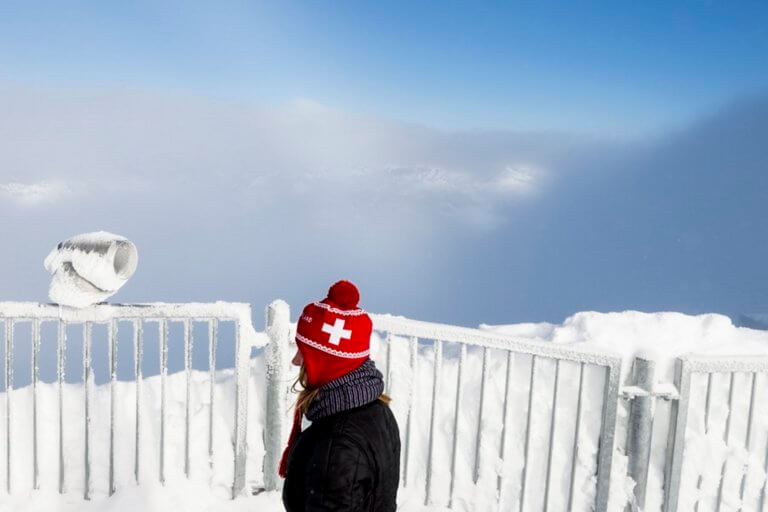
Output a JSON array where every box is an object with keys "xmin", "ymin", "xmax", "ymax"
[
  {"xmin": 0, "ymin": 1, "xmax": 767, "ymax": 329},
  {"xmin": 2, "ymin": 1, "xmax": 767, "ymax": 135}
]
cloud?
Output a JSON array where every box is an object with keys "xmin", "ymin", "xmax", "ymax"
[
  {"xmin": 494, "ymin": 166, "xmax": 536, "ymax": 195},
  {"xmin": 437, "ymin": 94, "xmax": 768, "ymax": 323},
  {"xmin": 2, "ymin": 84, "xmax": 763, "ymax": 326},
  {"xmin": 0, "ymin": 85, "xmax": 590, "ymax": 312},
  {"xmin": 0, "ymin": 181, "xmax": 72, "ymax": 206},
  {"xmin": 382, "ymin": 164, "xmax": 538, "ymax": 197},
  {"xmin": 0, "ymin": 86, "xmax": 584, "ymax": 231}
]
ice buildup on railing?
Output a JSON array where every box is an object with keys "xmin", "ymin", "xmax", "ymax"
[{"xmin": 44, "ymin": 231, "xmax": 139, "ymax": 308}]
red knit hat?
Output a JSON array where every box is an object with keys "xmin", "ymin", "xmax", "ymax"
[
  {"xmin": 279, "ymin": 280, "xmax": 373, "ymax": 478},
  {"xmin": 295, "ymin": 280, "xmax": 372, "ymax": 388}
]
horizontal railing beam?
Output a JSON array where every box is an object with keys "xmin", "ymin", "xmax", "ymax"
[
  {"xmin": 0, "ymin": 301, "xmax": 253, "ymax": 323},
  {"xmin": 677, "ymin": 354, "xmax": 768, "ymax": 373},
  {"xmin": 371, "ymin": 313, "xmax": 622, "ymax": 367}
]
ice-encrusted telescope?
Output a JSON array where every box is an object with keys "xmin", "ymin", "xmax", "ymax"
[{"xmin": 44, "ymin": 231, "xmax": 138, "ymax": 308}]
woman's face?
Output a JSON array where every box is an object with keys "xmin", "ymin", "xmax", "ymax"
[{"xmin": 292, "ymin": 348, "xmax": 304, "ymax": 367}]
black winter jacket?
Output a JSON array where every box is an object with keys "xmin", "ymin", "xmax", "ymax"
[{"xmin": 282, "ymin": 399, "xmax": 401, "ymax": 512}]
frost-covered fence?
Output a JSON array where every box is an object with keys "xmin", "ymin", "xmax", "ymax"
[
  {"xmin": 262, "ymin": 307, "xmax": 768, "ymax": 512},
  {"xmin": 263, "ymin": 300, "xmax": 624, "ymax": 511},
  {"xmin": 661, "ymin": 356, "xmax": 768, "ymax": 512},
  {"xmin": 0, "ymin": 302, "xmax": 259, "ymax": 500},
  {"xmin": 11, "ymin": 299, "xmax": 766, "ymax": 511},
  {"xmin": 368, "ymin": 314, "xmax": 624, "ymax": 511},
  {"xmin": 617, "ymin": 354, "xmax": 768, "ymax": 512}
]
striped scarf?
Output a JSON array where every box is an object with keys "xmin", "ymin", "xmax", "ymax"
[{"xmin": 305, "ymin": 359, "xmax": 385, "ymax": 421}]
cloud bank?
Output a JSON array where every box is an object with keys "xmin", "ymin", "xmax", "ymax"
[{"xmin": 0, "ymin": 85, "xmax": 765, "ymax": 326}]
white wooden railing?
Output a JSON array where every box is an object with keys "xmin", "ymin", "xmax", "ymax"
[
  {"xmin": 17, "ymin": 300, "xmax": 760, "ymax": 511},
  {"xmin": 0, "ymin": 302, "xmax": 259, "ymax": 500}
]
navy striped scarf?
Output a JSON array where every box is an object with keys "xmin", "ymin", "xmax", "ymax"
[{"xmin": 305, "ymin": 359, "xmax": 385, "ymax": 421}]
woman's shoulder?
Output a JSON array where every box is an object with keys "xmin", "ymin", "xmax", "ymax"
[
  {"xmin": 293, "ymin": 400, "xmax": 399, "ymax": 480},
  {"xmin": 315, "ymin": 400, "xmax": 398, "ymax": 445}
]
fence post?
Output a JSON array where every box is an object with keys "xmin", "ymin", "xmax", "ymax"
[
  {"xmin": 626, "ymin": 357, "xmax": 656, "ymax": 512},
  {"xmin": 232, "ymin": 312, "xmax": 251, "ymax": 498},
  {"xmin": 663, "ymin": 358, "xmax": 692, "ymax": 512},
  {"xmin": 263, "ymin": 300, "xmax": 291, "ymax": 492},
  {"xmin": 595, "ymin": 359, "xmax": 621, "ymax": 512}
]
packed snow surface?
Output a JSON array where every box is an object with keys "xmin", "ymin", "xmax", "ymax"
[{"xmin": 1, "ymin": 309, "xmax": 767, "ymax": 511}]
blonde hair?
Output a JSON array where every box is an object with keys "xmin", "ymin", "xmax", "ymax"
[{"xmin": 292, "ymin": 363, "xmax": 392, "ymax": 414}]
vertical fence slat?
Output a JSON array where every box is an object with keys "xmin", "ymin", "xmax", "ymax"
[
  {"xmin": 448, "ymin": 343, "xmax": 467, "ymax": 509},
  {"xmin": 543, "ymin": 360, "xmax": 561, "ymax": 512},
  {"xmin": 473, "ymin": 346, "xmax": 490, "ymax": 485},
  {"xmin": 663, "ymin": 359, "xmax": 693, "ymax": 512},
  {"xmin": 184, "ymin": 319, "xmax": 192, "ymax": 479},
  {"xmin": 32, "ymin": 319, "xmax": 40, "ymax": 490},
  {"xmin": 694, "ymin": 372, "xmax": 714, "ymax": 512},
  {"xmin": 738, "ymin": 372, "xmax": 757, "ymax": 507},
  {"xmin": 519, "ymin": 355, "xmax": 538, "ymax": 512},
  {"xmin": 159, "ymin": 319, "xmax": 168, "ymax": 485},
  {"xmin": 232, "ymin": 320, "xmax": 248, "ymax": 498},
  {"xmin": 497, "ymin": 350, "xmax": 514, "ymax": 502},
  {"xmin": 626, "ymin": 357, "xmax": 656, "ymax": 511},
  {"xmin": 83, "ymin": 321, "xmax": 92, "ymax": 500},
  {"xmin": 567, "ymin": 362, "xmax": 585, "ymax": 511},
  {"xmin": 109, "ymin": 320, "xmax": 117, "ymax": 496},
  {"xmin": 58, "ymin": 320, "xmax": 66, "ymax": 494},
  {"xmin": 134, "ymin": 320, "xmax": 143, "ymax": 485},
  {"xmin": 402, "ymin": 335, "xmax": 418, "ymax": 487},
  {"xmin": 384, "ymin": 332, "xmax": 393, "ymax": 395},
  {"xmin": 263, "ymin": 302, "xmax": 290, "ymax": 493},
  {"xmin": 703, "ymin": 373, "xmax": 713, "ymax": 429},
  {"xmin": 759, "ymin": 413, "xmax": 768, "ymax": 511},
  {"xmin": 594, "ymin": 360, "xmax": 621, "ymax": 512},
  {"xmin": 5, "ymin": 319, "xmax": 12, "ymax": 494},
  {"xmin": 715, "ymin": 372, "xmax": 736, "ymax": 512},
  {"xmin": 424, "ymin": 339, "xmax": 443, "ymax": 506},
  {"xmin": 208, "ymin": 319, "xmax": 217, "ymax": 473}
]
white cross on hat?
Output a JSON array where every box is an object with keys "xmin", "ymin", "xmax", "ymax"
[{"xmin": 322, "ymin": 318, "xmax": 352, "ymax": 346}]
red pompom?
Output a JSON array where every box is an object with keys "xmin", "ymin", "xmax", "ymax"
[{"xmin": 327, "ymin": 280, "xmax": 360, "ymax": 309}]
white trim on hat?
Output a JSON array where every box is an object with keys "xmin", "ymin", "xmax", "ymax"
[
  {"xmin": 313, "ymin": 302, "xmax": 367, "ymax": 316},
  {"xmin": 296, "ymin": 332, "xmax": 370, "ymax": 359}
]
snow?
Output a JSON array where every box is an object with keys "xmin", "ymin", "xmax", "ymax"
[
  {"xmin": 0, "ymin": 482, "xmax": 285, "ymax": 512},
  {"xmin": 2, "ymin": 309, "xmax": 768, "ymax": 511},
  {"xmin": 0, "ymin": 369, "xmax": 266, "ymax": 511}
]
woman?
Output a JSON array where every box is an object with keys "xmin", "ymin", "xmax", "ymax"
[{"xmin": 281, "ymin": 280, "xmax": 401, "ymax": 512}]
